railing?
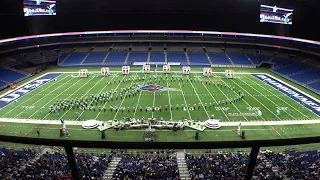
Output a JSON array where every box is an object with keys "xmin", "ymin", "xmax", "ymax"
[{"xmin": 1, "ymin": 135, "xmax": 320, "ymax": 180}]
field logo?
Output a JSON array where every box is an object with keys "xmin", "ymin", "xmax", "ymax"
[
  {"xmin": 0, "ymin": 73, "xmax": 62, "ymax": 108},
  {"xmin": 139, "ymin": 85, "xmax": 180, "ymax": 92},
  {"xmin": 253, "ymin": 74, "xmax": 320, "ymax": 116}
]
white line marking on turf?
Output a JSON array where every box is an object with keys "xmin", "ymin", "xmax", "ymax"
[
  {"xmin": 39, "ymin": 76, "xmax": 96, "ymax": 120},
  {"xmin": 245, "ymin": 75, "xmax": 310, "ymax": 119},
  {"xmin": 94, "ymin": 74, "xmax": 127, "ymax": 120},
  {"xmin": 187, "ymin": 76, "xmax": 210, "ymax": 119},
  {"xmin": 230, "ymin": 76, "xmax": 285, "ymax": 138},
  {"xmin": 58, "ymin": 75, "xmax": 109, "ymax": 120},
  {"xmin": 218, "ymin": 77, "xmax": 263, "ymax": 121},
  {"xmin": 0, "ymin": 74, "xmax": 69, "ymax": 117},
  {"xmin": 238, "ymin": 75, "xmax": 295, "ymax": 119},
  {"xmin": 176, "ymin": 74, "xmax": 192, "ymax": 120},
  {"xmin": 1, "ymin": 117, "xmax": 320, "ymax": 126},
  {"xmin": 13, "ymin": 76, "xmax": 81, "ymax": 119},
  {"xmin": 112, "ymin": 73, "xmax": 138, "ymax": 120},
  {"xmin": 166, "ymin": 76, "xmax": 173, "ymax": 120},
  {"xmin": 133, "ymin": 74, "xmax": 147, "ymax": 117},
  {"xmin": 151, "ymin": 92, "xmax": 156, "ymax": 118},
  {"xmin": 202, "ymin": 76, "xmax": 232, "ymax": 121}
]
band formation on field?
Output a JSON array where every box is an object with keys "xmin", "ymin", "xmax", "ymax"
[{"xmin": 0, "ymin": 66, "xmax": 319, "ymax": 135}]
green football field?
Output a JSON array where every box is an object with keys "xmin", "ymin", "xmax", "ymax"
[{"xmin": 0, "ymin": 67, "xmax": 319, "ymax": 151}]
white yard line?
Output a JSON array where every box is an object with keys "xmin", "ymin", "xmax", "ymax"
[
  {"xmin": 38, "ymin": 77, "xmax": 96, "ymax": 120},
  {"xmin": 0, "ymin": 73, "xmax": 52, "ymax": 99},
  {"xmin": 1, "ymin": 118, "xmax": 320, "ymax": 126},
  {"xmin": 245, "ymin": 75, "xmax": 310, "ymax": 119},
  {"xmin": 238, "ymin": 75, "xmax": 296, "ymax": 119},
  {"xmin": 13, "ymin": 77, "xmax": 82, "ymax": 119},
  {"xmin": 166, "ymin": 76, "xmax": 173, "ymax": 120},
  {"xmin": 218, "ymin": 77, "xmax": 264, "ymax": 121},
  {"xmin": 112, "ymin": 73, "xmax": 138, "ymax": 120},
  {"xmin": 40, "ymin": 76, "xmax": 105, "ymax": 138},
  {"xmin": 231, "ymin": 78, "xmax": 279, "ymax": 118},
  {"xmin": 58, "ymin": 75, "xmax": 109, "ymax": 120},
  {"xmin": 200, "ymin": 76, "xmax": 233, "ymax": 121},
  {"xmin": 94, "ymin": 75, "xmax": 128, "ymax": 120},
  {"xmin": 1, "ymin": 75, "xmax": 69, "ymax": 117},
  {"xmin": 133, "ymin": 74, "xmax": 147, "ymax": 117},
  {"xmin": 230, "ymin": 77, "xmax": 285, "ymax": 138},
  {"xmin": 151, "ymin": 92, "xmax": 156, "ymax": 118},
  {"xmin": 187, "ymin": 76, "xmax": 210, "ymax": 119},
  {"xmin": 176, "ymin": 74, "xmax": 192, "ymax": 120}
]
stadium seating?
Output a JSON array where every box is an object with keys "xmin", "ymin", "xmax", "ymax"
[
  {"xmin": 167, "ymin": 51, "xmax": 188, "ymax": 63},
  {"xmin": 0, "ymin": 148, "xmax": 36, "ymax": 179},
  {"xmin": 271, "ymin": 57, "xmax": 290, "ymax": 68},
  {"xmin": 150, "ymin": 51, "xmax": 165, "ymax": 62},
  {"xmin": 186, "ymin": 150, "xmax": 320, "ymax": 180},
  {"xmin": 127, "ymin": 52, "xmax": 148, "ymax": 63},
  {"xmin": 0, "ymin": 79, "xmax": 8, "ymax": 88},
  {"xmin": 274, "ymin": 64, "xmax": 312, "ymax": 76},
  {"xmin": 308, "ymin": 81, "xmax": 320, "ymax": 91},
  {"xmin": 113, "ymin": 154, "xmax": 180, "ymax": 179},
  {"xmin": 247, "ymin": 54, "xmax": 272, "ymax": 65},
  {"xmin": 9, "ymin": 151, "xmax": 112, "ymax": 179},
  {"xmin": 290, "ymin": 68, "xmax": 320, "ymax": 83},
  {"xmin": 104, "ymin": 52, "xmax": 128, "ymax": 65},
  {"xmin": 227, "ymin": 53, "xmax": 253, "ymax": 65},
  {"xmin": 62, "ymin": 53, "xmax": 88, "ymax": 65},
  {"xmin": 207, "ymin": 53, "xmax": 231, "ymax": 65},
  {"xmin": 187, "ymin": 52, "xmax": 210, "ymax": 64},
  {"xmin": 0, "ymin": 68, "xmax": 27, "ymax": 83},
  {"xmin": 82, "ymin": 53, "xmax": 107, "ymax": 64}
]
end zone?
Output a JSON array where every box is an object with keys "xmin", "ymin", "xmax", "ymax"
[{"xmin": 253, "ymin": 74, "xmax": 320, "ymax": 117}]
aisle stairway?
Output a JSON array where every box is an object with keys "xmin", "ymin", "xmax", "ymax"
[
  {"xmin": 103, "ymin": 157, "xmax": 121, "ymax": 179},
  {"xmin": 176, "ymin": 151, "xmax": 191, "ymax": 180}
]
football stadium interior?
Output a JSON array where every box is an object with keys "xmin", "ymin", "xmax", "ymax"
[{"xmin": 0, "ymin": 0, "xmax": 319, "ymax": 179}]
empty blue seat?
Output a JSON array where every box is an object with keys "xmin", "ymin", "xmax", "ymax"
[
  {"xmin": 127, "ymin": 52, "xmax": 148, "ymax": 63},
  {"xmin": 0, "ymin": 68, "xmax": 26, "ymax": 82},
  {"xmin": 83, "ymin": 53, "xmax": 107, "ymax": 64},
  {"xmin": 228, "ymin": 53, "xmax": 252, "ymax": 65},
  {"xmin": 187, "ymin": 52, "xmax": 210, "ymax": 64},
  {"xmin": 0, "ymin": 80, "xmax": 8, "ymax": 87},
  {"xmin": 63, "ymin": 53, "xmax": 88, "ymax": 64},
  {"xmin": 291, "ymin": 69, "xmax": 320, "ymax": 83},
  {"xmin": 207, "ymin": 53, "xmax": 231, "ymax": 64},
  {"xmin": 105, "ymin": 52, "xmax": 127, "ymax": 64},
  {"xmin": 167, "ymin": 52, "xmax": 187, "ymax": 63},
  {"xmin": 150, "ymin": 51, "xmax": 165, "ymax": 62},
  {"xmin": 308, "ymin": 81, "xmax": 320, "ymax": 91},
  {"xmin": 247, "ymin": 54, "xmax": 271, "ymax": 64}
]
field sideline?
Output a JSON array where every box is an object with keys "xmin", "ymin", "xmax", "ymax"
[{"xmin": 0, "ymin": 67, "xmax": 319, "ymax": 150}]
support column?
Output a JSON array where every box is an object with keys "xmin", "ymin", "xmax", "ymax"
[
  {"xmin": 64, "ymin": 146, "xmax": 80, "ymax": 180},
  {"xmin": 245, "ymin": 146, "xmax": 260, "ymax": 180}
]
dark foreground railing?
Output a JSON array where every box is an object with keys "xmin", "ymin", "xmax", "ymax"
[{"xmin": 1, "ymin": 135, "xmax": 320, "ymax": 180}]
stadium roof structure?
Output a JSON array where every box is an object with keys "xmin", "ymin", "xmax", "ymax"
[{"xmin": 0, "ymin": 30, "xmax": 319, "ymax": 57}]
